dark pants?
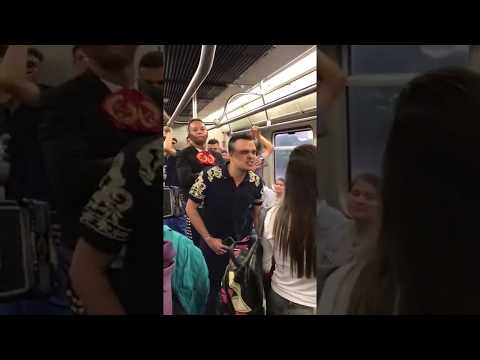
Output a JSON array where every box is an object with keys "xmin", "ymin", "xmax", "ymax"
[
  {"xmin": 268, "ymin": 289, "xmax": 315, "ymax": 316},
  {"xmin": 164, "ymin": 215, "xmax": 187, "ymax": 236},
  {"xmin": 200, "ymin": 241, "xmax": 229, "ymax": 315}
]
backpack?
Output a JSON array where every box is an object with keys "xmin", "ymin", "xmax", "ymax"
[{"xmin": 217, "ymin": 234, "xmax": 265, "ymax": 316}]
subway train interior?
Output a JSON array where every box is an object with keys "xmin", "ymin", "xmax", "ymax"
[
  {"xmin": 0, "ymin": 44, "xmax": 477, "ymax": 316},
  {"xmin": 163, "ymin": 45, "xmax": 317, "ymax": 315},
  {"xmin": 165, "ymin": 45, "xmax": 317, "ymax": 191}
]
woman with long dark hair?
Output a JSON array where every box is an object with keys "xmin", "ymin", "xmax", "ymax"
[
  {"xmin": 263, "ymin": 145, "xmax": 318, "ymax": 315},
  {"xmin": 348, "ymin": 67, "xmax": 480, "ymax": 315}
]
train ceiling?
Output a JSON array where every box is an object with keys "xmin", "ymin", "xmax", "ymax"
[{"xmin": 164, "ymin": 45, "xmax": 273, "ymax": 119}]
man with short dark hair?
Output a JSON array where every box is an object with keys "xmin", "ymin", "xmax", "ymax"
[
  {"xmin": 138, "ymin": 51, "xmax": 164, "ymax": 89},
  {"xmin": 72, "ymin": 46, "xmax": 88, "ymax": 75},
  {"xmin": 176, "ymin": 118, "xmax": 224, "ymax": 196},
  {"xmin": 176, "ymin": 119, "xmax": 225, "ymax": 243},
  {"xmin": 25, "ymin": 47, "xmax": 44, "ymax": 84},
  {"xmin": 186, "ymin": 133, "xmax": 264, "ymax": 314},
  {"xmin": 207, "ymin": 139, "xmax": 221, "ymax": 155}
]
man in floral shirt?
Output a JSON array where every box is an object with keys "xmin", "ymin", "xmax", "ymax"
[{"xmin": 186, "ymin": 133, "xmax": 263, "ymax": 314}]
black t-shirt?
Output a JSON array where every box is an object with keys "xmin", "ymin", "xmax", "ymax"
[
  {"xmin": 79, "ymin": 136, "xmax": 162, "ymax": 315},
  {"xmin": 5, "ymin": 85, "xmax": 51, "ymax": 202},
  {"xmin": 38, "ymin": 72, "xmax": 162, "ymax": 248},
  {"xmin": 176, "ymin": 146, "xmax": 225, "ymax": 196},
  {"xmin": 165, "ymin": 153, "xmax": 179, "ymax": 187},
  {"xmin": 188, "ymin": 163, "xmax": 264, "ymax": 241}
]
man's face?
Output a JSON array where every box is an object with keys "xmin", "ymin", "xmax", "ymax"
[
  {"xmin": 73, "ymin": 48, "xmax": 88, "ymax": 75},
  {"xmin": 221, "ymin": 149, "xmax": 230, "ymax": 161},
  {"xmin": 82, "ymin": 45, "xmax": 138, "ymax": 72},
  {"xmin": 230, "ymin": 139, "xmax": 257, "ymax": 172},
  {"xmin": 188, "ymin": 121, "xmax": 208, "ymax": 147},
  {"xmin": 139, "ymin": 66, "xmax": 164, "ymax": 89},
  {"xmin": 208, "ymin": 143, "xmax": 220, "ymax": 154},
  {"xmin": 26, "ymin": 55, "xmax": 42, "ymax": 83}
]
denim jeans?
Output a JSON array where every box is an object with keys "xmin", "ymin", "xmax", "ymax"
[
  {"xmin": 164, "ymin": 215, "xmax": 187, "ymax": 236},
  {"xmin": 268, "ymin": 289, "xmax": 316, "ymax": 316}
]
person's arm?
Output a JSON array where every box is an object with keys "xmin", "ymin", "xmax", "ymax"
[
  {"xmin": 176, "ymin": 148, "xmax": 199, "ymax": 192},
  {"xmin": 252, "ymin": 178, "xmax": 264, "ymax": 233},
  {"xmin": 252, "ymin": 205, "xmax": 261, "ymax": 233},
  {"xmin": 70, "ymin": 239, "xmax": 126, "ymax": 315},
  {"xmin": 317, "ymin": 49, "xmax": 347, "ymax": 111},
  {"xmin": 74, "ymin": 145, "xmax": 150, "ymax": 315},
  {"xmin": 251, "ymin": 126, "xmax": 273, "ymax": 160},
  {"xmin": 0, "ymin": 45, "xmax": 41, "ymax": 106},
  {"xmin": 186, "ymin": 199, "xmax": 228, "ymax": 256},
  {"xmin": 261, "ymin": 208, "xmax": 276, "ymax": 274},
  {"xmin": 163, "ymin": 126, "xmax": 176, "ymax": 157}
]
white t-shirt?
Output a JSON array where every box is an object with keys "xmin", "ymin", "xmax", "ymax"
[
  {"xmin": 262, "ymin": 186, "xmax": 277, "ymax": 211},
  {"xmin": 262, "ymin": 206, "xmax": 317, "ymax": 309}
]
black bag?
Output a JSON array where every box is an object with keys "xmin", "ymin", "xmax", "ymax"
[
  {"xmin": 0, "ymin": 199, "xmax": 58, "ymax": 301},
  {"xmin": 163, "ymin": 186, "xmax": 185, "ymax": 219},
  {"xmin": 217, "ymin": 234, "xmax": 265, "ymax": 316}
]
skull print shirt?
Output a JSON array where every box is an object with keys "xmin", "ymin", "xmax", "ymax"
[
  {"xmin": 39, "ymin": 71, "xmax": 163, "ymax": 249},
  {"xmin": 79, "ymin": 135, "xmax": 163, "ymax": 315}
]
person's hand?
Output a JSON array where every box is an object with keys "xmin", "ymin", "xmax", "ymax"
[
  {"xmin": 164, "ymin": 126, "xmax": 173, "ymax": 136},
  {"xmin": 250, "ymin": 126, "xmax": 260, "ymax": 140},
  {"xmin": 205, "ymin": 237, "xmax": 229, "ymax": 256}
]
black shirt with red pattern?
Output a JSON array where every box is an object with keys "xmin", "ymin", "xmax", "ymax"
[
  {"xmin": 38, "ymin": 71, "xmax": 163, "ymax": 248},
  {"xmin": 176, "ymin": 145, "xmax": 225, "ymax": 196},
  {"xmin": 79, "ymin": 135, "xmax": 163, "ymax": 314}
]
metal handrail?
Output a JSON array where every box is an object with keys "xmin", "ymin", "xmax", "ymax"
[
  {"xmin": 208, "ymin": 84, "xmax": 316, "ymax": 130},
  {"xmin": 230, "ymin": 116, "xmax": 316, "ymax": 135},
  {"xmin": 167, "ymin": 45, "xmax": 217, "ymax": 126}
]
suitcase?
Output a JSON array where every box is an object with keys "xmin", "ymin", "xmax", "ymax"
[{"xmin": 0, "ymin": 200, "xmax": 58, "ymax": 301}]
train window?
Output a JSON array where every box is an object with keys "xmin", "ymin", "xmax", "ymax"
[
  {"xmin": 273, "ymin": 129, "xmax": 314, "ymax": 180},
  {"xmin": 347, "ymin": 45, "xmax": 471, "ymax": 181},
  {"xmin": 350, "ymin": 45, "xmax": 470, "ymax": 75},
  {"xmin": 348, "ymin": 86, "xmax": 400, "ymax": 177}
]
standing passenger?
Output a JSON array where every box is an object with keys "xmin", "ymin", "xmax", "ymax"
[{"xmin": 186, "ymin": 134, "xmax": 263, "ymax": 314}]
